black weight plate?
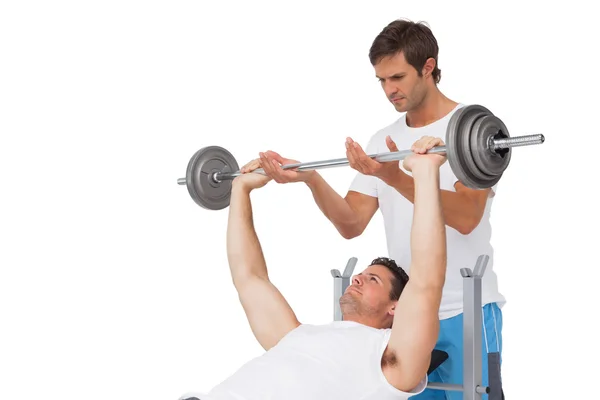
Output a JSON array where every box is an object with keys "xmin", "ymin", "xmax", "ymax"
[
  {"xmin": 446, "ymin": 105, "xmax": 498, "ymax": 189},
  {"xmin": 471, "ymin": 114, "xmax": 511, "ymax": 178},
  {"xmin": 185, "ymin": 146, "xmax": 239, "ymax": 210}
]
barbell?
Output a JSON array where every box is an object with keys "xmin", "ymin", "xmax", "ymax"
[{"xmin": 177, "ymin": 104, "xmax": 545, "ymax": 210}]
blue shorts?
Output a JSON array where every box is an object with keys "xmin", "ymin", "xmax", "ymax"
[{"xmin": 413, "ymin": 302, "xmax": 503, "ymax": 400}]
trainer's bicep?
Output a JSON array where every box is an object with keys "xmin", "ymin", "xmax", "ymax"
[{"xmin": 237, "ymin": 276, "xmax": 300, "ymax": 351}]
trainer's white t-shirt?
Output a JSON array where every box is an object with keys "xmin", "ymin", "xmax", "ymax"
[
  {"xmin": 183, "ymin": 321, "xmax": 426, "ymax": 400},
  {"xmin": 349, "ymin": 104, "xmax": 506, "ymax": 319}
]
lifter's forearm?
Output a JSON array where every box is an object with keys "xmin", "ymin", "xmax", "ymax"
[
  {"xmin": 226, "ymin": 184, "xmax": 269, "ymax": 286},
  {"xmin": 409, "ymin": 165, "xmax": 446, "ymax": 288},
  {"xmin": 304, "ymin": 173, "xmax": 359, "ymax": 235}
]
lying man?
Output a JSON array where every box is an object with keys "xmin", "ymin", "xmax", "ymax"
[{"xmin": 180, "ymin": 137, "xmax": 448, "ymax": 400}]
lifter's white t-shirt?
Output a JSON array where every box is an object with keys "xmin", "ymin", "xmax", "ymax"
[
  {"xmin": 349, "ymin": 104, "xmax": 506, "ymax": 319},
  {"xmin": 180, "ymin": 321, "xmax": 426, "ymax": 400}
]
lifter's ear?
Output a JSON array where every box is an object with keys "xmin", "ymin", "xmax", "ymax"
[{"xmin": 388, "ymin": 302, "xmax": 397, "ymax": 316}]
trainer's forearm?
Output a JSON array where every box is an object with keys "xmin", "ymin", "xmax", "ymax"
[
  {"xmin": 409, "ymin": 165, "xmax": 446, "ymax": 288},
  {"xmin": 387, "ymin": 172, "xmax": 480, "ymax": 234},
  {"xmin": 304, "ymin": 173, "xmax": 359, "ymax": 236},
  {"xmin": 226, "ymin": 184, "xmax": 269, "ymax": 287}
]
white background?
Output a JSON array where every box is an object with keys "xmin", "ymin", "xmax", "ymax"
[{"xmin": 1, "ymin": 1, "xmax": 597, "ymax": 399}]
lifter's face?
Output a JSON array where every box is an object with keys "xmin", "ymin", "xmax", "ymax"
[
  {"xmin": 374, "ymin": 52, "xmax": 433, "ymax": 113},
  {"xmin": 340, "ymin": 264, "xmax": 397, "ymax": 325}
]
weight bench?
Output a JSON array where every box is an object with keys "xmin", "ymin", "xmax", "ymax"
[{"xmin": 331, "ymin": 254, "xmax": 504, "ymax": 400}]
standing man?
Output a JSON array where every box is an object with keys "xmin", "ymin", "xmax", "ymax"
[{"xmin": 246, "ymin": 19, "xmax": 504, "ymax": 400}]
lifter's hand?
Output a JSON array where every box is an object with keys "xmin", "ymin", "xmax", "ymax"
[
  {"xmin": 403, "ymin": 136, "xmax": 447, "ymax": 172},
  {"xmin": 233, "ymin": 158, "xmax": 271, "ymax": 190},
  {"xmin": 346, "ymin": 135, "xmax": 402, "ymax": 184},
  {"xmin": 256, "ymin": 151, "xmax": 316, "ymax": 184}
]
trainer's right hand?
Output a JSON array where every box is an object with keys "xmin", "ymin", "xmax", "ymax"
[{"xmin": 255, "ymin": 150, "xmax": 315, "ymax": 184}]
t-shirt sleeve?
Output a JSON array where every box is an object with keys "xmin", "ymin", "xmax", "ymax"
[
  {"xmin": 441, "ymin": 161, "xmax": 460, "ymax": 192},
  {"xmin": 348, "ymin": 135, "xmax": 379, "ymax": 198},
  {"xmin": 443, "ymin": 162, "xmax": 499, "ymax": 195}
]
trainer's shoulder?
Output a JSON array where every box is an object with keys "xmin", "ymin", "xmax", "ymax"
[{"xmin": 443, "ymin": 102, "xmax": 467, "ymax": 119}]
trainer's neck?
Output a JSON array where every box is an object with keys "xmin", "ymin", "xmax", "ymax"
[{"xmin": 406, "ymin": 88, "xmax": 458, "ymax": 128}]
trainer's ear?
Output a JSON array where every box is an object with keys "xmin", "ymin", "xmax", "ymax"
[{"xmin": 422, "ymin": 57, "xmax": 436, "ymax": 79}]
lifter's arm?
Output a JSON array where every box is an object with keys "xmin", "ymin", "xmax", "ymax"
[
  {"xmin": 226, "ymin": 180, "xmax": 300, "ymax": 351},
  {"xmin": 382, "ymin": 160, "xmax": 447, "ymax": 392}
]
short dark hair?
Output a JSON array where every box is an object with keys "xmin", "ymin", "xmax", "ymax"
[
  {"xmin": 369, "ymin": 257, "xmax": 409, "ymax": 300},
  {"xmin": 369, "ymin": 19, "xmax": 441, "ymax": 84}
]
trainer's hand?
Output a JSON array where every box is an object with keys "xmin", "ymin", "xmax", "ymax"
[
  {"xmin": 346, "ymin": 135, "xmax": 401, "ymax": 184},
  {"xmin": 403, "ymin": 136, "xmax": 447, "ymax": 172},
  {"xmin": 258, "ymin": 150, "xmax": 316, "ymax": 183}
]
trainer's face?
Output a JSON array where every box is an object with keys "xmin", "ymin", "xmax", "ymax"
[
  {"xmin": 374, "ymin": 52, "xmax": 427, "ymax": 113},
  {"xmin": 342, "ymin": 264, "xmax": 396, "ymax": 315}
]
